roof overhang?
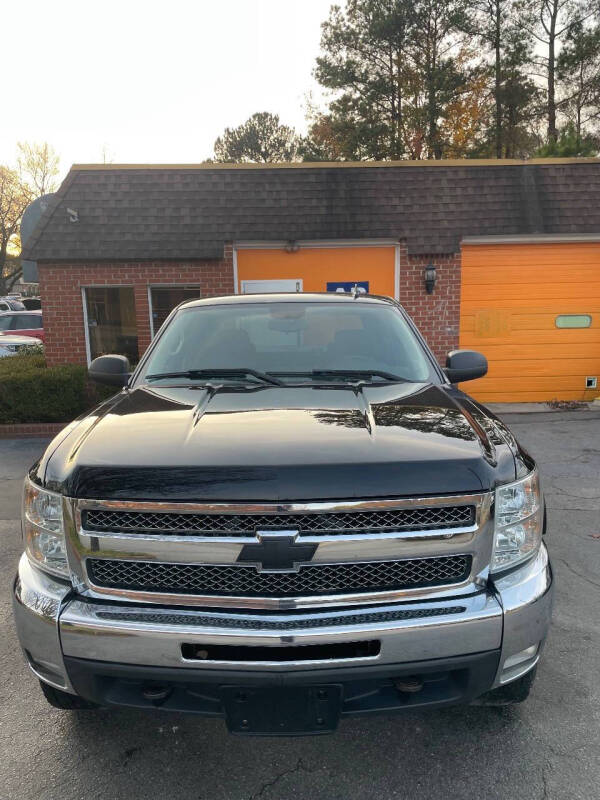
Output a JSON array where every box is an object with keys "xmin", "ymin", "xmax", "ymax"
[
  {"xmin": 69, "ymin": 157, "xmax": 600, "ymax": 172},
  {"xmin": 462, "ymin": 233, "xmax": 600, "ymax": 245}
]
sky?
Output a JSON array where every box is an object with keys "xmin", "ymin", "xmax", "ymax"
[{"xmin": 0, "ymin": 0, "xmax": 333, "ymax": 182}]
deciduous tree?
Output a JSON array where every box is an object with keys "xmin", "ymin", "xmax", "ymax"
[
  {"xmin": 0, "ymin": 167, "xmax": 32, "ymax": 295},
  {"xmin": 17, "ymin": 141, "xmax": 60, "ymax": 196},
  {"xmin": 1, "ymin": 142, "xmax": 60, "ymax": 294}
]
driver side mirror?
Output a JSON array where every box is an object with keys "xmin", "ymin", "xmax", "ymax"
[
  {"xmin": 89, "ymin": 354, "xmax": 131, "ymax": 387},
  {"xmin": 444, "ymin": 350, "xmax": 488, "ymax": 383}
]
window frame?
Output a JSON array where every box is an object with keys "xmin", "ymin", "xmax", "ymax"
[
  {"xmin": 0, "ymin": 313, "xmax": 15, "ymax": 331},
  {"xmin": 147, "ymin": 284, "xmax": 202, "ymax": 339},
  {"xmin": 81, "ymin": 285, "xmax": 137, "ymax": 366},
  {"xmin": 15, "ymin": 314, "xmax": 42, "ymax": 329}
]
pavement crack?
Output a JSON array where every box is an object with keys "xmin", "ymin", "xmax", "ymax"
[
  {"xmin": 246, "ymin": 758, "xmax": 315, "ymax": 800},
  {"xmin": 558, "ymin": 557, "xmax": 600, "ymax": 590},
  {"xmin": 547, "ymin": 505, "xmax": 599, "ymax": 512},
  {"xmin": 552, "ymin": 485, "xmax": 600, "ymax": 501},
  {"xmin": 541, "ymin": 766, "xmax": 550, "ymax": 800}
]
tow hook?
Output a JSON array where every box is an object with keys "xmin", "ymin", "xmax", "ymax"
[
  {"xmin": 142, "ymin": 684, "xmax": 172, "ymax": 703},
  {"xmin": 394, "ymin": 676, "xmax": 424, "ymax": 694}
]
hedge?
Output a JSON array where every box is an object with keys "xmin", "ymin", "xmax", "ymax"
[{"xmin": 0, "ymin": 353, "xmax": 112, "ymax": 424}]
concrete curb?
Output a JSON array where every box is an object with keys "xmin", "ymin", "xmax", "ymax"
[
  {"xmin": 486, "ymin": 402, "xmax": 595, "ymax": 415},
  {"xmin": 0, "ymin": 423, "xmax": 67, "ymax": 439}
]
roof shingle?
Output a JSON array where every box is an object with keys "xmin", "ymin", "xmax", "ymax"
[{"xmin": 23, "ymin": 159, "xmax": 600, "ymax": 261}]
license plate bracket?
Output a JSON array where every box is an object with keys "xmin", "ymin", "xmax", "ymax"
[{"xmin": 220, "ymin": 685, "xmax": 342, "ymax": 736}]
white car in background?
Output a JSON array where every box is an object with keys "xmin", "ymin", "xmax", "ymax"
[{"xmin": 0, "ymin": 334, "xmax": 43, "ymax": 358}]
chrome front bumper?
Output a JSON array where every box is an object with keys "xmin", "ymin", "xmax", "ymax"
[{"xmin": 12, "ymin": 544, "xmax": 553, "ymax": 698}]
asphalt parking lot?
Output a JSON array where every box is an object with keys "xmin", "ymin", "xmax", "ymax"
[{"xmin": 1, "ymin": 409, "xmax": 599, "ymax": 800}]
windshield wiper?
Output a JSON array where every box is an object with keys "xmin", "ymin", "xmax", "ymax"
[
  {"xmin": 270, "ymin": 369, "xmax": 407, "ymax": 383},
  {"xmin": 146, "ymin": 368, "xmax": 284, "ymax": 386},
  {"xmin": 312, "ymin": 369, "xmax": 405, "ymax": 382}
]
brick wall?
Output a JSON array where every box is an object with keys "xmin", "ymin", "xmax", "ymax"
[
  {"xmin": 38, "ymin": 246, "xmax": 234, "ymax": 365},
  {"xmin": 399, "ymin": 243, "xmax": 461, "ymax": 364},
  {"xmin": 38, "ymin": 242, "xmax": 460, "ymax": 367}
]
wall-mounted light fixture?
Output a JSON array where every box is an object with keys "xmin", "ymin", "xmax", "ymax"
[
  {"xmin": 66, "ymin": 207, "xmax": 79, "ymax": 223},
  {"xmin": 284, "ymin": 240, "xmax": 300, "ymax": 254},
  {"xmin": 424, "ymin": 263, "xmax": 437, "ymax": 294}
]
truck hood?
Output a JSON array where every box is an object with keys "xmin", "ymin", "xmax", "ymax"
[{"xmin": 41, "ymin": 382, "xmax": 517, "ymax": 501}]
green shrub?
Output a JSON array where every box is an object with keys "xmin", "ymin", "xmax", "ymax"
[{"xmin": 0, "ymin": 353, "xmax": 113, "ymax": 424}]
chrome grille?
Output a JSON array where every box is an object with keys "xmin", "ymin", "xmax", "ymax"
[
  {"xmin": 83, "ymin": 505, "xmax": 475, "ymax": 537},
  {"xmin": 87, "ymin": 555, "xmax": 471, "ymax": 597}
]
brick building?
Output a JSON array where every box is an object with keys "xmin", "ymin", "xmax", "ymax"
[{"xmin": 23, "ymin": 159, "xmax": 600, "ymax": 402}]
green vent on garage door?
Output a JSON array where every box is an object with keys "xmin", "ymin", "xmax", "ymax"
[{"xmin": 555, "ymin": 314, "xmax": 592, "ymax": 329}]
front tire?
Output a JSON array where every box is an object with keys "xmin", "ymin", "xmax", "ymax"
[
  {"xmin": 39, "ymin": 680, "xmax": 99, "ymax": 710},
  {"xmin": 473, "ymin": 667, "xmax": 537, "ymax": 706}
]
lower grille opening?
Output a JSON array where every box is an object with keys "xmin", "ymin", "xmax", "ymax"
[
  {"xmin": 87, "ymin": 554, "xmax": 472, "ymax": 597},
  {"xmin": 63, "ymin": 651, "xmax": 501, "ymax": 716},
  {"xmin": 181, "ymin": 640, "xmax": 381, "ymax": 662}
]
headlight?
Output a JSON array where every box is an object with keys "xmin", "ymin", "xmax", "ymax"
[
  {"xmin": 22, "ymin": 477, "xmax": 70, "ymax": 579},
  {"xmin": 492, "ymin": 469, "xmax": 543, "ymax": 572}
]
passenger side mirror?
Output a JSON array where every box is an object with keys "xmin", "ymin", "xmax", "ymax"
[
  {"xmin": 444, "ymin": 350, "xmax": 488, "ymax": 383},
  {"xmin": 89, "ymin": 354, "xmax": 131, "ymax": 387}
]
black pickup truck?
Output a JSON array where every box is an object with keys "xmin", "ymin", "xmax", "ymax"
[{"xmin": 13, "ymin": 293, "xmax": 552, "ymax": 735}]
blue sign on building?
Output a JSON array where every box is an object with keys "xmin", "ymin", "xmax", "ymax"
[{"xmin": 326, "ymin": 281, "xmax": 369, "ymax": 294}]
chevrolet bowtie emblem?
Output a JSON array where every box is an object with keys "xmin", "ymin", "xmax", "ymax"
[{"xmin": 237, "ymin": 531, "xmax": 317, "ymax": 572}]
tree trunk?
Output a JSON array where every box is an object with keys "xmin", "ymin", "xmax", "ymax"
[
  {"xmin": 547, "ymin": 1, "xmax": 558, "ymax": 143},
  {"xmin": 390, "ymin": 48, "xmax": 399, "ymax": 158},
  {"xmin": 494, "ymin": 1, "xmax": 502, "ymax": 158},
  {"xmin": 426, "ymin": 18, "xmax": 439, "ymax": 158},
  {"xmin": 576, "ymin": 63, "xmax": 584, "ymax": 143},
  {"xmin": 394, "ymin": 39, "xmax": 405, "ymax": 159},
  {"xmin": 0, "ymin": 245, "xmax": 7, "ymax": 296}
]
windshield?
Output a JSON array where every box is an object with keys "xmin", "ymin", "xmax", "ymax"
[
  {"xmin": 0, "ymin": 316, "xmax": 13, "ymax": 331},
  {"xmin": 138, "ymin": 302, "xmax": 433, "ymax": 384}
]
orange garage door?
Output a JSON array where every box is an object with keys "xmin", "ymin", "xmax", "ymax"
[
  {"xmin": 460, "ymin": 242, "xmax": 600, "ymax": 403},
  {"xmin": 236, "ymin": 246, "xmax": 396, "ymax": 297}
]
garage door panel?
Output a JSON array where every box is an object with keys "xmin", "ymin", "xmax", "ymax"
[
  {"xmin": 482, "ymin": 357, "xmax": 600, "ymax": 377},
  {"xmin": 470, "ymin": 343, "xmax": 600, "ymax": 360},
  {"xmin": 462, "ymin": 265, "xmax": 600, "ymax": 286},
  {"xmin": 460, "ymin": 242, "xmax": 600, "ymax": 402},
  {"xmin": 461, "ymin": 297, "xmax": 600, "ymax": 311},
  {"xmin": 472, "ymin": 389, "xmax": 591, "ymax": 403},
  {"xmin": 462, "ymin": 283, "xmax": 600, "ymax": 302},
  {"xmin": 462, "ymin": 329, "xmax": 600, "ymax": 345},
  {"xmin": 471, "ymin": 375, "xmax": 593, "ymax": 392},
  {"xmin": 509, "ymin": 312, "xmax": 599, "ymax": 331},
  {"xmin": 461, "ymin": 314, "xmax": 600, "ymax": 335},
  {"xmin": 462, "ymin": 242, "xmax": 600, "ymax": 268}
]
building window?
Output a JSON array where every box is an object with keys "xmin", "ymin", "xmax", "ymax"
[
  {"xmin": 149, "ymin": 286, "xmax": 201, "ymax": 337},
  {"xmin": 83, "ymin": 286, "xmax": 138, "ymax": 364},
  {"xmin": 555, "ymin": 314, "xmax": 592, "ymax": 329}
]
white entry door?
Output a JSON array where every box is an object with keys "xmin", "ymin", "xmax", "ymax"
[{"xmin": 240, "ymin": 279, "xmax": 303, "ymax": 294}]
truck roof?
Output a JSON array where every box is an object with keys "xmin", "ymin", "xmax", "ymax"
[{"xmin": 180, "ymin": 292, "xmax": 397, "ymax": 310}]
